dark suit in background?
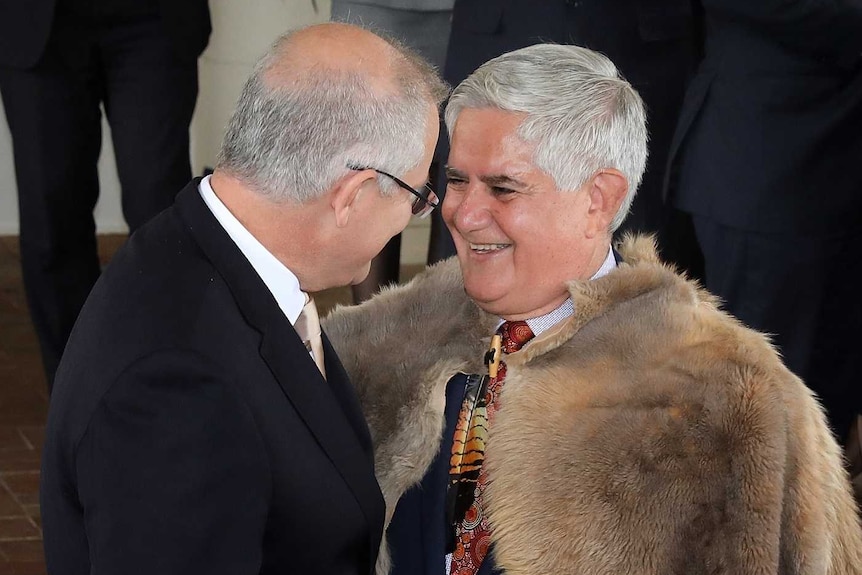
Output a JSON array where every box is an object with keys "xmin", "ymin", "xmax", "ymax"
[
  {"xmin": 667, "ymin": 0, "xmax": 862, "ymax": 441},
  {"xmin": 428, "ymin": 0, "xmax": 700, "ymax": 263},
  {"xmin": 0, "ymin": 0, "xmax": 210, "ymax": 388},
  {"xmin": 40, "ymin": 181, "xmax": 385, "ymax": 574}
]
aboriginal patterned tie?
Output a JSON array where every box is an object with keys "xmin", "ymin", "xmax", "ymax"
[{"xmin": 449, "ymin": 320, "xmax": 535, "ymax": 575}]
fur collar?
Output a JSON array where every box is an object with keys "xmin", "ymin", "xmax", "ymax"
[
  {"xmin": 483, "ymin": 235, "xmax": 862, "ymax": 574},
  {"xmin": 325, "ymin": 234, "xmax": 862, "ymax": 575}
]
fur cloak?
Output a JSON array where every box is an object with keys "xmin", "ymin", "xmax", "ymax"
[{"xmin": 323, "ymin": 235, "xmax": 862, "ymax": 574}]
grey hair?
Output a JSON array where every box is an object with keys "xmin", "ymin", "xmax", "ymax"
[
  {"xmin": 444, "ymin": 44, "xmax": 647, "ymax": 232},
  {"xmin": 217, "ymin": 28, "xmax": 448, "ymax": 203}
]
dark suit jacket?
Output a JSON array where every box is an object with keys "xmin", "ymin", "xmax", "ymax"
[
  {"xmin": 444, "ymin": 0, "xmax": 696, "ymax": 88},
  {"xmin": 0, "ymin": 0, "xmax": 210, "ymax": 69},
  {"xmin": 40, "ymin": 180, "xmax": 385, "ymax": 575},
  {"xmin": 667, "ymin": 0, "xmax": 862, "ymax": 233}
]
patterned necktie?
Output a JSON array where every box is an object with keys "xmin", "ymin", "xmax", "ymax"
[
  {"xmin": 294, "ymin": 296, "xmax": 326, "ymax": 379},
  {"xmin": 449, "ymin": 320, "xmax": 535, "ymax": 575}
]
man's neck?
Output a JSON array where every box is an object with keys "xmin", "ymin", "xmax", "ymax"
[
  {"xmin": 501, "ymin": 244, "xmax": 617, "ymax": 336},
  {"xmin": 209, "ymin": 170, "xmax": 331, "ymax": 291}
]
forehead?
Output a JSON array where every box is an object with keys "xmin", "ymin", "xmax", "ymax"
[{"xmin": 448, "ymin": 108, "xmax": 536, "ymax": 173}]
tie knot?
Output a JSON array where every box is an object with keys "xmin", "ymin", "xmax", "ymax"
[
  {"xmin": 497, "ymin": 320, "xmax": 535, "ymax": 353},
  {"xmin": 295, "ymin": 297, "xmax": 320, "ymax": 345},
  {"xmin": 295, "ymin": 296, "xmax": 326, "ymax": 379}
]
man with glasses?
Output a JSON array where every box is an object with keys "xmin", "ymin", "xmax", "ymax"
[
  {"xmin": 324, "ymin": 44, "xmax": 862, "ymax": 574},
  {"xmin": 40, "ymin": 22, "xmax": 447, "ymax": 575}
]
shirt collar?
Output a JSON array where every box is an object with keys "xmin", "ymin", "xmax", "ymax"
[{"xmin": 198, "ymin": 175, "xmax": 307, "ymax": 324}]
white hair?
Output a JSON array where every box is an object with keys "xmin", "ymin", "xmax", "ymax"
[
  {"xmin": 217, "ymin": 29, "xmax": 448, "ymax": 203},
  {"xmin": 444, "ymin": 43, "xmax": 648, "ymax": 232}
]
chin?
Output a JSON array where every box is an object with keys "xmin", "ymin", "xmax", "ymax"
[{"xmin": 464, "ymin": 284, "xmax": 507, "ymax": 315}]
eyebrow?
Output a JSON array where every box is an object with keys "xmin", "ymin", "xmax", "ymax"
[{"xmin": 444, "ymin": 166, "xmax": 528, "ymax": 189}]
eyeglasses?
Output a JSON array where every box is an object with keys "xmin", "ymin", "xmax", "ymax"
[{"xmin": 347, "ymin": 164, "xmax": 439, "ymax": 218}]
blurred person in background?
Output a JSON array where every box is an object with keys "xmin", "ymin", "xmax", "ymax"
[
  {"xmin": 667, "ymin": 0, "xmax": 862, "ymax": 445},
  {"xmin": 0, "ymin": 0, "xmax": 211, "ymax": 390}
]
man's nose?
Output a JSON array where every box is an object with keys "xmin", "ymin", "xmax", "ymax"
[{"xmin": 448, "ymin": 186, "xmax": 492, "ymax": 232}]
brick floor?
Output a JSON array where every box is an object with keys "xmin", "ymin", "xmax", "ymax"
[
  {"xmin": 0, "ymin": 233, "xmax": 421, "ymax": 574},
  {"xmin": 0, "ymin": 235, "xmax": 48, "ymax": 575}
]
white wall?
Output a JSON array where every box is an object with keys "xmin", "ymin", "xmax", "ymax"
[{"xmin": 0, "ymin": 0, "xmax": 333, "ymax": 235}]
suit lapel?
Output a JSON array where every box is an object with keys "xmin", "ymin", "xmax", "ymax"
[
  {"xmin": 257, "ymin": 324, "xmax": 385, "ymax": 565},
  {"xmin": 174, "ymin": 181, "xmax": 385, "ymax": 564},
  {"xmin": 321, "ymin": 333, "xmax": 374, "ymax": 455}
]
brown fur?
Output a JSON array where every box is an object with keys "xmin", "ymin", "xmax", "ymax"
[
  {"xmin": 323, "ymin": 258, "xmax": 495, "ymax": 574},
  {"xmin": 325, "ymin": 235, "xmax": 862, "ymax": 574}
]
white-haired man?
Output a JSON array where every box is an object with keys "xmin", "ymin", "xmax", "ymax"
[
  {"xmin": 325, "ymin": 44, "xmax": 862, "ymax": 575},
  {"xmin": 40, "ymin": 23, "xmax": 447, "ymax": 575}
]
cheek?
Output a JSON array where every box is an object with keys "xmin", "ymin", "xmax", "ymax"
[
  {"xmin": 518, "ymin": 202, "xmax": 575, "ymax": 246},
  {"xmin": 400, "ymin": 205, "xmax": 413, "ymax": 228},
  {"xmin": 507, "ymin": 212, "xmax": 567, "ymax": 274},
  {"xmin": 387, "ymin": 199, "xmax": 412, "ymax": 236},
  {"xmin": 496, "ymin": 207, "xmax": 540, "ymax": 252},
  {"xmin": 440, "ymin": 194, "xmax": 459, "ymax": 229}
]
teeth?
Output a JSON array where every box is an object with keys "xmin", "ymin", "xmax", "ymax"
[{"xmin": 469, "ymin": 243, "xmax": 509, "ymax": 253}]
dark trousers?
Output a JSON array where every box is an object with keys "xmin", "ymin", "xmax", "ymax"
[
  {"xmin": 0, "ymin": 7, "xmax": 198, "ymax": 388},
  {"xmin": 691, "ymin": 215, "xmax": 862, "ymax": 443}
]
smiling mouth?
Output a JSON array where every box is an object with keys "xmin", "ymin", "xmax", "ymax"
[{"xmin": 469, "ymin": 243, "xmax": 511, "ymax": 253}]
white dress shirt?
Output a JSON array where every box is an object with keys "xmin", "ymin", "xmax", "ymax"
[{"xmin": 198, "ymin": 176, "xmax": 316, "ymax": 358}]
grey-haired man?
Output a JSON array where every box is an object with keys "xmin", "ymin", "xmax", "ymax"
[{"xmin": 325, "ymin": 43, "xmax": 862, "ymax": 575}]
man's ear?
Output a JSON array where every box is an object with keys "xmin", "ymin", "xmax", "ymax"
[
  {"xmin": 585, "ymin": 168, "xmax": 628, "ymax": 237},
  {"xmin": 331, "ymin": 169, "xmax": 377, "ymax": 228}
]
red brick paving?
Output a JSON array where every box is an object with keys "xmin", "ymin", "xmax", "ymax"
[{"xmin": 0, "ymin": 235, "xmax": 47, "ymax": 575}]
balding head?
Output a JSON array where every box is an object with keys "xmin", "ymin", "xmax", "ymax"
[
  {"xmin": 269, "ymin": 23, "xmax": 400, "ymax": 86},
  {"xmin": 216, "ymin": 23, "xmax": 448, "ymax": 203}
]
